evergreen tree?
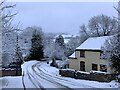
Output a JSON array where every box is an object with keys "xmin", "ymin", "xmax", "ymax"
[
  {"xmin": 110, "ymin": 34, "xmax": 120, "ymax": 75},
  {"xmin": 55, "ymin": 35, "xmax": 64, "ymax": 47},
  {"xmin": 29, "ymin": 30, "xmax": 44, "ymax": 60},
  {"xmin": 11, "ymin": 35, "xmax": 23, "ymax": 69},
  {"xmin": 14, "ymin": 35, "xmax": 24, "ymax": 64},
  {"xmin": 54, "ymin": 35, "xmax": 66, "ymax": 60},
  {"xmin": 102, "ymin": 33, "xmax": 120, "ymax": 82}
]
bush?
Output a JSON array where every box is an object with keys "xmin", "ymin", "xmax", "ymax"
[{"xmin": 50, "ymin": 62, "xmax": 58, "ymax": 68}]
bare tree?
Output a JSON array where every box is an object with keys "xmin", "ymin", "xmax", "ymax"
[
  {"xmin": 79, "ymin": 24, "xmax": 90, "ymax": 43},
  {"xmin": 80, "ymin": 14, "xmax": 118, "ymax": 41},
  {"xmin": 1, "ymin": 0, "xmax": 17, "ymax": 34},
  {"xmin": 1, "ymin": 0, "xmax": 19, "ymax": 67},
  {"xmin": 88, "ymin": 14, "xmax": 118, "ymax": 36}
]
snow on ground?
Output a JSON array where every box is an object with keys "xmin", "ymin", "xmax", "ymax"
[
  {"xmin": 1, "ymin": 76, "xmax": 23, "ymax": 88},
  {"xmin": 1, "ymin": 60, "xmax": 39, "ymax": 88},
  {"xmin": 39, "ymin": 62, "xmax": 118, "ymax": 88},
  {"xmin": 0, "ymin": 78, "xmax": 3, "ymax": 89},
  {"xmin": 21, "ymin": 60, "xmax": 39, "ymax": 75},
  {"xmin": 21, "ymin": 60, "xmax": 41, "ymax": 88},
  {"xmin": 1, "ymin": 60, "xmax": 119, "ymax": 89}
]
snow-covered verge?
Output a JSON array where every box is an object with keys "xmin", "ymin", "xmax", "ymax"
[
  {"xmin": 0, "ymin": 60, "xmax": 119, "ymax": 89},
  {"xmin": 1, "ymin": 76, "xmax": 23, "ymax": 88},
  {"xmin": 0, "ymin": 60, "xmax": 38, "ymax": 88},
  {"xmin": 0, "ymin": 78, "xmax": 2, "ymax": 89}
]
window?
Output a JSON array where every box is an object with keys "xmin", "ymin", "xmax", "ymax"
[
  {"xmin": 92, "ymin": 64, "xmax": 98, "ymax": 71},
  {"xmin": 80, "ymin": 61, "xmax": 85, "ymax": 71},
  {"xmin": 80, "ymin": 51, "xmax": 85, "ymax": 58},
  {"xmin": 100, "ymin": 64, "xmax": 107, "ymax": 72}
]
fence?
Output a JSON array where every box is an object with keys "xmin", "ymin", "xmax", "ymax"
[{"xmin": 0, "ymin": 68, "xmax": 22, "ymax": 77}]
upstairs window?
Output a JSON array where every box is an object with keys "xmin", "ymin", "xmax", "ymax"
[
  {"xmin": 80, "ymin": 51, "xmax": 85, "ymax": 58},
  {"xmin": 92, "ymin": 63, "xmax": 98, "ymax": 71}
]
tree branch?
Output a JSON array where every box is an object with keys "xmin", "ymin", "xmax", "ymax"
[{"xmin": 0, "ymin": 4, "xmax": 16, "ymax": 11}]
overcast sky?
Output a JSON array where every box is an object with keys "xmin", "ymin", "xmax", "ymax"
[{"xmin": 12, "ymin": 2, "xmax": 118, "ymax": 34}]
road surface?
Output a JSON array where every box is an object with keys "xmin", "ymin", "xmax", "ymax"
[{"xmin": 22, "ymin": 61, "xmax": 106, "ymax": 90}]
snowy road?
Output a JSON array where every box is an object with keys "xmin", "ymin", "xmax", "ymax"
[
  {"xmin": 22, "ymin": 61, "xmax": 117, "ymax": 90},
  {"xmin": 2, "ymin": 60, "xmax": 118, "ymax": 89},
  {"xmin": 34, "ymin": 62, "xmax": 95, "ymax": 88},
  {"xmin": 22, "ymin": 61, "xmax": 44, "ymax": 89},
  {"xmin": 23, "ymin": 61, "xmax": 74, "ymax": 89}
]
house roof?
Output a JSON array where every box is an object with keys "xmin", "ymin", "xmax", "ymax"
[{"xmin": 76, "ymin": 36, "xmax": 111, "ymax": 50}]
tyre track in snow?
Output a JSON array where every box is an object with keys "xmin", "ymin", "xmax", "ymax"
[
  {"xmin": 22, "ymin": 71, "xmax": 26, "ymax": 90},
  {"xmin": 36, "ymin": 62, "xmax": 93, "ymax": 88},
  {"xmin": 32, "ymin": 62, "xmax": 73, "ymax": 90},
  {"xmin": 23, "ymin": 61, "xmax": 46, "ymax": 90},
  {"xmin": 23, "ymin": 61, "xmax": 104, "ymax": 90},
  {"xmin": 35, "ymin": 62, "xmax": 104, "ymax": 90},
  {"xmin": 27, "ymin": 70, "xmax": 45, "ymax": 90}
]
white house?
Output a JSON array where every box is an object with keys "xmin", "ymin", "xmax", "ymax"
[{"xmin": 68, "ymin": 36, "xmax": 113, "ymax": 73}]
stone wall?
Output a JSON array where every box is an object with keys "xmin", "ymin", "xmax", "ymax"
[{"xmin": 59, "ymin": 69, "xmax": 115, "ymax": 82}]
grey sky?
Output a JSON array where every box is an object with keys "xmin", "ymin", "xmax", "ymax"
[{"xmin": 12, "ymin": 2, "xmax": 117, "ymax": 34}]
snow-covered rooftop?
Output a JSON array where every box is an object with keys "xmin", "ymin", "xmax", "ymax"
[
  {"xmin": 53, "ymin": 34, "xmax": 79, "ymax": 43},
  {"xmin": 54, "ymin": 34, "xmax": 79, "ymax": 39},
  {"xmin": 53, "ymin": 38, "xmax": 70, "ymax": 43},
  {"xmin": 76, "ymin": 36, "xmax": 111, "ymax": 50}
]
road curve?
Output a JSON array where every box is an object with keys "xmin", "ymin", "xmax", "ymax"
[{"xmin": 23, "ymin": 61, "xmax": 104, "ymax": 90}]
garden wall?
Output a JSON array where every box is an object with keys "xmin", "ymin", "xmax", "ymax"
[{"xmin": 59, "ymin": 69, "xmax": 115, "ymax": 82}]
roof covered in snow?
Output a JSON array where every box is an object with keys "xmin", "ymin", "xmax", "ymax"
[
  {"xmin": 54, "ymin": 34, "xmax": 79, "ymax": 39},
  {"xmin": 53, "ymin": 34, "xmax": 79, "ymax": 43},
  {"xmin": 53, "ymin": 38, "xmax": 70, "ymax": 43},
  {"xmin": 76, "ymin": 36, "xmax": 111, "ymax": 50}
]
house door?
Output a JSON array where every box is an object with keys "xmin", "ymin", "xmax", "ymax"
[{"xmin": 80, "ymin": 61, "xmax": 85, "ymax": 71}]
